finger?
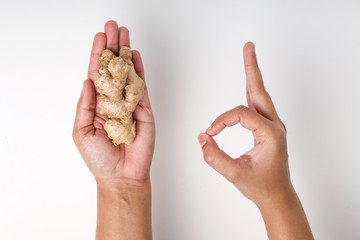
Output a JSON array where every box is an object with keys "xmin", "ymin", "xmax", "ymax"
[
  {"xmin": 198, "ymin": 133, "xmax": 240, "ymax": 181},
  {"xmin": 104, "ymin": 20, "xmax": 119, "ymax": 54},
  {"xmin": 132, "ymin": 50, "xmax": 145, "ymax": 80},
  {"xmin": 243, "ymin": 42, "xmax": 279, "ymax": 122},
  {"xmin": 87, "ymin": 32, "xmax": 106, "ymax": 81},
  {"xmin": 244, "ymin": 42, "xmax": 264, "ymax": 93},
  {"xmin": 73, "ymin": 79, "xmax": 96, "ymax": 138},
  {"xmin": 119, "ymin": 26, "xmax": 130, "ymax": 48},
  {"xmin": 133, "ymin": 50, "xmax": 152, "ymax": 109},
  {"xmin": 206, "ymin": 105, "xmax": 271, "ymax": 143}
]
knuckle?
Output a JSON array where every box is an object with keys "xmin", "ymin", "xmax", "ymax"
[
  {"xmin": 236, "ymin": 105, "xmax": 247, "ymax": 112},
  {"xmin": 204, "ymin": 153, "xmax": 215, "ymax": 165},
  {"xmin": 203, "ymin": 148, "xmax": 220, "ymax": 167},
  {"xmin": 247, "ymin": 85, "xmax": 266, "ymax": 96},
  {"xmin": 237, "ymin": 105, "xmax": 247, "ymax": 111},
  {"xmin": 72, "ymin": 129, "xmax": 78, "ymax": 142},
  {"xmin": 269, "ymin": 123, "xmax": 286, "ymax": 140},
  {"xmin": 280, "ymin": 121, "xmax": 287, "ymax": 135},
  {"xmin": 227, "ymin": 170, "xmax": 241, "ymax": 183}
]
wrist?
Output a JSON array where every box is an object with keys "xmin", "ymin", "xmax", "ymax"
[
  {"xmin": 254, "ymin": 184, "xmax": 299, "ymax": 213},
  {"xmin": 254, "ymin": 185, "xmax": 314, "ymax": 240},
  {"xmin": 95, "ymin": 177, "xmax": 152, "ymax": 240},
  {"xmin": 96, "ymin": 177, "xmax": 151, "ymax": 192}
]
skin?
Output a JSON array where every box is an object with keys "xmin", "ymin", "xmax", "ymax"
[
  {"xmin": 73, "ymin": 20, "xmax": 311, "ymax": 239},
  {"xmin": 72, "ymin": 20, "xmax": 154, "ymax": 240},
  {"xmin": 198, "ymin": 42, "xmax": 314, "ymax": 239}
]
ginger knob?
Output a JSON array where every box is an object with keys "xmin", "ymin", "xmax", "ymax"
[{"xmin": 95, "ymin": 46, "xmax": 145, "ymax": 145}]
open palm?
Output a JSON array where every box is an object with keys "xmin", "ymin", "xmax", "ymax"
[{"xmin": 73, "ymin": 21, "xmax": 155, "ymax": 181}]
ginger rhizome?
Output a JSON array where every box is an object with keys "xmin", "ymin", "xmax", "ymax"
[{"xmin": 95, "ymin": 46, "xmax": 145, "ymax": 145}]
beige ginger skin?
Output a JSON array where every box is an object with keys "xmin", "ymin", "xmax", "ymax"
[{"xmin": 95, "ymin": 46, "xmax": 145, "ymax": 145}]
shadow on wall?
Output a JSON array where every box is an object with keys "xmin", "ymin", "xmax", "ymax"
[{"xmin": 286, "ymin": 54, "xmax": 360, "ymax": 239}]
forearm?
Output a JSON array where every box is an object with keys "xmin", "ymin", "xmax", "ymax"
[
  {"xmin": 256, "ymin": 187, "xmax": 313, "ymax": 240},
  {"xmin": 95, "ymin": 178, "xmax": 152, "ymax": 240}
]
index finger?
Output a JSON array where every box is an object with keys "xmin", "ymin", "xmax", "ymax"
[
  {"xmin": 206, "ymin": 105, "xmax": 272, "ymax": 140},
  {"xmin": 87, "ymin": 32, "xmax": 106, "ymax": 81}
]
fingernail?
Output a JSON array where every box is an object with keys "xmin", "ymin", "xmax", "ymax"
[
  {"xmin": 198, "ymin": 134, "xmax": 207, "ymax": 148},
  {"xmin": 206, "ymin": 125, "xmax": 212, "ymax": 133},
  {"xmin": 252, "ymin": 43, "xmax": 256, "ymax": 54}
]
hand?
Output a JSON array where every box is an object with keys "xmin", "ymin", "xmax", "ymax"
[
  {"xmin": 198, "ymin": 42, "xmax": 313, "ymax": 239},
  {"xmin": 198, "ymin": 42, "xmax": 291, "ymax": 205},
  {"xmin": 73, "ymin": 21, "xmax": 155, "ymax": 184}
]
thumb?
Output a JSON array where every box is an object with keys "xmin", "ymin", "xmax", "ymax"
[
  {"xmin": 198, "ymin": 133, "xmax": 239, "ymax": 182},
  {"xmin": 73, "ymin": 79, "xmax": 96, "ymax": 140}
]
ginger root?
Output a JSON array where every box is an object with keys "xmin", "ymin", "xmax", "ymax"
[{"xmin": 95, "ymin": 46, "xmax": 145, "ymax": 145}]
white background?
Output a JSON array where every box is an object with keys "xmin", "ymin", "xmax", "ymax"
[{"xmin": 0, "ymin": 0, "xmax": 359, "ymax": 239}]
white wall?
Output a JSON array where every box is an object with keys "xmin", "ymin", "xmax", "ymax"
[{"xmin": 0, "ymin": 0, "xmax": 359, "ymax": 239}]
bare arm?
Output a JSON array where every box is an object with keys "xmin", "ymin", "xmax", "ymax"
[
  {"xmin": 96, "ymin": 179, "xmax": 152, "ymax": 240},
  {"xmin": 198, "ymin": 42, "xmax": 313, "ymax": 239},
  {"xmin": 256, "ymin": 187, "xmax": 313, "ymax": 239}
]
